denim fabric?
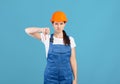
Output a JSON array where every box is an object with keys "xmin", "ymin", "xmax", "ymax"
[{"xmin": 44, "ymin": 34, "xmax": 73, "ymax": 84}]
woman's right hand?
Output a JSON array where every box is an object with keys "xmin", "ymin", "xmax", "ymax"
[
  {"xmin": 42, "ymin": 27, "xmax": 50, "ymax": 40},
  {"xmin": 42, "ymin": 27, "xmax": 50, "ymax": 35}
]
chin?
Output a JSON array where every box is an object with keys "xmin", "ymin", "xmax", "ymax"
[{"xmin": 56, "ymin": 30, "xmax": 62, "ymax": 33}]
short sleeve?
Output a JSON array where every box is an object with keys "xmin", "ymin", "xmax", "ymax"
[{"xmin": 69, "ymin": 36, "xmax": 76, "ymax": 48}]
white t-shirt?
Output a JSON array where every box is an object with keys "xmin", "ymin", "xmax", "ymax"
[{"xmin": 40, "ymin": 33, "xmax": 76, "ymax": 58}]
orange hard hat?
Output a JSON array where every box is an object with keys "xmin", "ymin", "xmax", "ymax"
[{"xmin": 50, "ymin": 11, "xmax": 68, "ymax": 22}]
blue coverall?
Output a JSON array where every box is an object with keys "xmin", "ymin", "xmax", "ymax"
[{"xmin": 44, "ymin": 34, "xmax": 73, "ymax": 84}]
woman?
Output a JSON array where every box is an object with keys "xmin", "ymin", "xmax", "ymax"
[{"xmin": 25, "ymin": 11, "xmax": 77, "ymax": 84}]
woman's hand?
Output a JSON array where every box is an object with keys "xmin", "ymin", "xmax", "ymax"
[
  {"xmin": 42, "ymin": 27, "xmax": 50, "ymax": 40},
  {"xmin": 73, "ymin": 79, "xmax": 77, "ymax": 84},
  {"xmin": 42, "ymin": 27, "xmax": 50, "ymax": 35}
]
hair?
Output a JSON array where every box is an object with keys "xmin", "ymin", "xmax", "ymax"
[{"xmin": 52, "ymin": 21, "xmax": 70, "ymax": 46}]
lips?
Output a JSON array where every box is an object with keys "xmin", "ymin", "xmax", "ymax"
[{"xmin": 56, "ymin": 28, "xmax": 60, "ymax": 30}]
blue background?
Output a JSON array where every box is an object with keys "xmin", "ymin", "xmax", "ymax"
[{"xmin": 0, "ymin": 0, "xmax": 120, "ymax": 84}]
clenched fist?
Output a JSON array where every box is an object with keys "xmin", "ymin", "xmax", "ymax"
[{"xmin": 42, "ymin": 27, "xmax": 50, "ymax": 35}]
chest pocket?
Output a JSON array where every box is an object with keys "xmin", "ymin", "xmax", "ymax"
[{"xmin": 52, "ymin": 45, "xmax": 71, "ymax": 55}]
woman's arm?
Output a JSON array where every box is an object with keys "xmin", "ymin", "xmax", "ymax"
[
  {"xmin": 24, "ymin": 27, "xmax": 50, "ymax": 40},
  {"xmin": 70, "ymin": 47, "xmax": 77, "ymax": 81}
]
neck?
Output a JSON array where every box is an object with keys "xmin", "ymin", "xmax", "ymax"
[{"xmin": 54, "ymin": 32, "xmax": 63, "ymax": 38}]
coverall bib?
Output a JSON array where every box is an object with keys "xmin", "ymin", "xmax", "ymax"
[{"xmin": 44, "ymin": 34, "xmax": 73, "ymax": 84}]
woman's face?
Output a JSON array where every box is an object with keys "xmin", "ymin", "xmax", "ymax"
[{"xmin": 52, "ymin": 21, "xmax": 66, "ymax": 33}]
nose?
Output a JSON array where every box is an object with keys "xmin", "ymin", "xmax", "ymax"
[{"xmin": 57, "ymin": 24, "xmax": 60, "ymax": 28}]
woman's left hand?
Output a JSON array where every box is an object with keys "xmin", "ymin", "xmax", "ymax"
[{"xmin": 72, "ymin": 79, "xmax": 77, "ymax": 84}]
